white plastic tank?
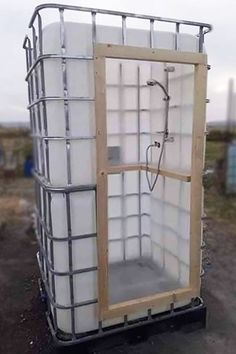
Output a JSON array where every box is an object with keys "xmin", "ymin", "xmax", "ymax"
[{"xmin": 24, "ymin": 5, "xmax": 209, "ymax": 339}]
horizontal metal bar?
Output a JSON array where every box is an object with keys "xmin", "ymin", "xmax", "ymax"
[
  {"xmin": 28, "ymin": 96, "xmax": 94, "ymax": 109},
  {"xmin": 107, "ymin": 83, "xmax": 148, "ymax": 88},
  {"xmin": 109, "ymin": 234, "xmax": 150, "ymax": 242},
  {"xmin": 151, "ymin": 197, "xmax": 190, "ymax": 214},
  {"xmin": 29, "ymin": 4, "xmax": 212, "ymax": 35},
  {"xmin": 36, "ymin": 210, "xmax": 97, "ymax": 242},
  {"xmin": 109, "ymin": 212, "xmax": 150, "ymax": 220},
  {"xmin": 36, "ymin": 234, "xmax": 98, "ymax": 276},
  {"xmin": 34, "ymin": 171, "xmax": 96, "ymax": 193},
  {"xmin": 108, "ymin": 192, "xmax": 149, "ymax": 198},
  {"xmin": 151, "ymin": 218, "xmax": 190, "ymax": 241},
  {"xmin": 107, "ymin": 72, "xmax": 193, "ymax": 88},
  {"xmin": 152, "ymin": 239, "xmax": 190, "ymax": 267},
  {"xmin": 108, "ymin": 108, "xmax": 150, "ymax": 113},
  {"xmin": 25, "ymin": 53, "xmax": 93, "ymax": 80},
  {"xmin": 37, "ymin": 253, "xmax": 98, "ymax": 309},
  {"xmin": 32, "ymin": 131, "xmax": 191, "ymax": 140},
  {"xmin": 107, "ymin": 104, "xmax": 190, "ymax": 112},
  {"xmin": 32, "ymin": 134, "xmax": 96, "ymax": 141}
]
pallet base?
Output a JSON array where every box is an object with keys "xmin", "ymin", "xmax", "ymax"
[{"xmin": 43, "ymin": 293, "xmax": 206, "ymax": 351}]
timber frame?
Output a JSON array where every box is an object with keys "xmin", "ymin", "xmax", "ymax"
[{"xmin": 95, "ymin": 43, "xmax": 207, "ymax": 320}]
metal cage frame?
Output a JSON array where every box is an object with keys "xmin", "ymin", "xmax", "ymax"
[{"xmin": 23, "ymin": 3, "xmax": 212, "ymax": 344}]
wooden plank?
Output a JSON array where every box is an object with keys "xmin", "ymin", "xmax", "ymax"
[
  {"xmin": 107, "ymin": 164, "xmax": 191, "ymax": 180},
  {"xmin": 94, "ymin": 55, "xmax": 109, "ymax": 318},
  {"xmin": 140, "ymin": 165, "xmax": 191, "ymax": 182},
  {"xmin": 102, "ymin": 288, "xmax": 197, "ymax": 320},
  {"xmin": 107, "ymin": 164, "xmax": 141, "ymax": 174},
  {"xmin": 95, "ymin": 44, "xmax": 207, "ymax": 65},
  {"xmin": 189, "ymin": 63, "xmax": 208, "ymax": 294}
]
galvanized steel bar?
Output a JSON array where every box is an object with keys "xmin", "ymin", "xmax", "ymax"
[
  {"xmin": 48, "ymin": 191, "xmax": 58, "ymax": 331},
  {"xmin": 34, "ymin": 170, "xmax": 96, "ymax": 193},
  {"xmin": 59, "ymin": 8, "xmax": 75, "ymax": 337},
  {"xmin": 150, "ymin": 19, "xmax": 154, "ymax": 48},
  {"xmin": 25, "ymin": 54, "xmax": 93, "ymax": 81},
  {"xmin": 137, "ymin": 65, "xmax": 142, "ymax": 257},
  {"xmin": 38, "ymin": 13, "xmax": 50, "ymax": 181},
  {"xmin": 29, "ymin": 4, "xmax": 212, "ymax": 36}
]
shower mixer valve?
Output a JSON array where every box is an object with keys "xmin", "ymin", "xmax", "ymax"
[
  {"xmin": 145, "ymin": 75, "xmax": 174, "ymax": 191},
  {"xmin": 154, "ymin": 141, "xmax": 161, "ymax": 148}
]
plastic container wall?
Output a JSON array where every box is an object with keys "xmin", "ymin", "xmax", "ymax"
[{"xmin": 32, "ymin": 22, "xmax": 199, "ymax": 334}]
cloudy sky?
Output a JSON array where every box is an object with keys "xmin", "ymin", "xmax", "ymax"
[{"xmin": 0, "ymin": 0, "xmax": 236, "ymax": 123}]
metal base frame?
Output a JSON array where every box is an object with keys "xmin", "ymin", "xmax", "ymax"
[
  {"xmin": 40, "ymin": 282, "xmax": 206, "ymax": 349},
  {"xmin": 39, "ymin": 279, "xmax": 206, "ymax": 348}
]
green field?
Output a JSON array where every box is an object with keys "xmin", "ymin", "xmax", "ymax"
[{"xmin": 205, "ymin": 140, "xmax": 236, "ymax": 228}]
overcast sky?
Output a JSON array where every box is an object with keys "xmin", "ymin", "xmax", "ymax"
[{"xmin": 0, "ymin": 0, "xmax": 236, "ymax": 123}]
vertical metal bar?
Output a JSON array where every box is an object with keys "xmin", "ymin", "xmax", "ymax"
[
  {"xmin": 59, "ymin": 8, "xmax": 72, "ymax": 185},
  {"xmin": 119, "ymin": 63, "xmax": 126, "ymax": 262},
  {"xmin": 149, "ymin": 19, "xmax": 154, "ymax": 188},
  {"xmin": 137, "ymin": 66, "xmax": 142, "ymax": 257},
  {"xmin": 38, "ymin": 13, "xmax": 50, "ymax": 182},
  {"xmin": 122, "ymin": 16, "xmax": 127, "ymax": 45},
  {"xmin": 175, "ymin": 23, "xmax": 180, "ymax": 51},
  {"xmin": 24, "ymin": 41, "xmax": 34, "ymax": 139},
  {"xmin": 121, "ymin": 15, "xmax": 127, "ymax": 262},
  {"xmin": 59, "ymin": 8, "xmax": 75, "ymax": 337},
  {"xmin": 32, "ymin": 25, "xmax": 45, "ymax": 178},
  {"xmin": 198, "ymin": 26, "xmax": 204, "ymax": 53},
  {"xmin": 161, "ymin": 178, "xmax": 166, "ymax": 270},
  {"xmin": 25, "ymin": 45, "xmax": 30, "ymax": 80},
  {"xmin": 42, "ymin": 188, "xmax": 49, "ymax": 283},
  {"xmin": 27, "ymin": 38, "xmax": 39, "ymax": 173},
  {"xmin": 37, "ymin": 185, "xmax": 45, "ymax": 274},
  {"xmin": 150, "ymin": 19, "xmax": 154, "ymax": 48},
  {"xmin": 177, "ymin": 63, "xmax": 184, "ymax": 281},
  {"xmin": 161, "ymin": 68, "xmax": 169, "ymax": 271},
  {"xmin": 66, "ymin": 192, "xmax": 76, "ymax": 338},
  {"xmin": 48, "ymin": 192, "xmax": 58, "ymax": 331},
  {"xmin": 32, "ymin": 26, "xmax": 38, "ymax": 64},
  {"xmin": 35, "ymin": 181, "xmax": 43, "ymax": 268},
  {"xmin": 177, "ymin": 182, "xmax": 183, "ymax": 282},
  {"xmin": 92, "ymin": 11, "xmax": 97, "ymax": 48},
  {"xmin": 175, "ymin": 63, "xmax": 183, "ymax": 282}
]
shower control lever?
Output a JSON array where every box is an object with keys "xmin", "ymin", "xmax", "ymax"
[{"xmin": 154, "ymin": 141, "xmax": 161, "ymax": 148}]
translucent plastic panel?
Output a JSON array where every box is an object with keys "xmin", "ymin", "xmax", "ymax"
[
  {"xmin": 150, "ymin": 176, "xmax": 190, "ymax": 286},
  {"xmin": 105, "ymin": 58, "xmax": 153, "ymax": 165},
  {"xmin": 105, "ymin": 58, "xmax": 194, "ymax": 170},
  {"xmin": 107, "ymin": 171, "xmax": 189, "ymax": 305}
]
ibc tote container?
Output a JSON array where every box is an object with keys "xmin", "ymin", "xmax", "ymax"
[{"xmin": 23, "ymin": 4, "xmax": 211, "ymax": 344}]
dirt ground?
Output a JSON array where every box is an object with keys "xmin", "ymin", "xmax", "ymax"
[{"xmin": 1, "ymin": 178, "xmax": 236, "ymax": 354}]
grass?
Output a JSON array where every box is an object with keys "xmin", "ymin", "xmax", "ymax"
[
  {"xmin": 205, "ymin": 141, "xmax": 225, "ymax": 168},
  {"xmin": 204, "ymin": 140, "xmax": 236, "ymax": 228}
]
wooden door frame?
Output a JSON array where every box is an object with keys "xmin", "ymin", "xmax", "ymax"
[{"xmin": 94, "ymin": 43, "xmax": 207, "ymax": 320}]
